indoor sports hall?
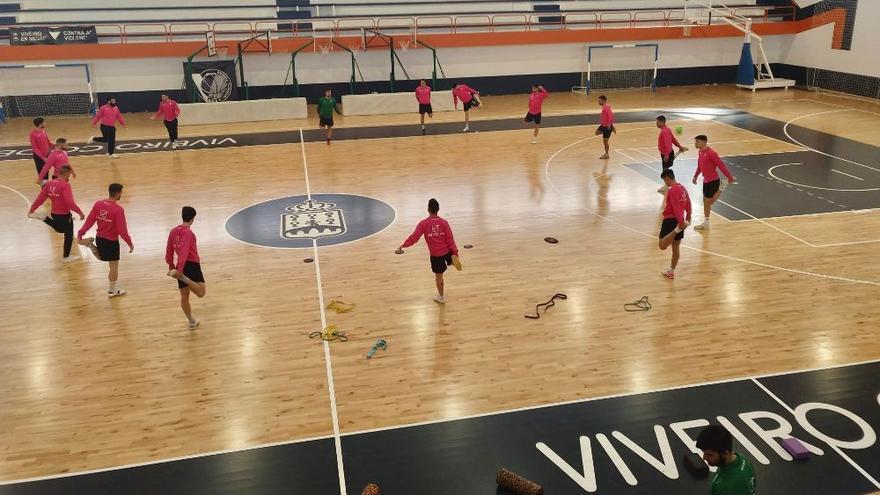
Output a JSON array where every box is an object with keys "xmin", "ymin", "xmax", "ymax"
[{"xmin": 1, "ymin": 1, "xmax": 880, "ymax": 494}]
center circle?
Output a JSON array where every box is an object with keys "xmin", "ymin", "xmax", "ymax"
[{"xmin": 225, "ymin": 193, "xmax": 396, "ymax": 249}]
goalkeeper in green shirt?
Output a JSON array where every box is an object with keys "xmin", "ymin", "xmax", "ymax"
[
  {"xmin": 697, "ymin": 424, "xmax": 757, "ymax": 495},
  {"xmin": 317, "ymin": 88, "xmax": 341, "ymax": 145}
]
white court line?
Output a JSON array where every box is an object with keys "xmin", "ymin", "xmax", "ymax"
[
  {"xmin": 831, "ymin": 169, "xmax": 864, "ymax": 181},
  {"xmin": 767, "ymin": 163, "xmax": 880, "ymax": 193},
  {"xmin": 546, "ymin": 134, "xmax": 880, "ymax": 286},
  {"xmin": 340, "ymin": 357, "xmax": 880, "ymax": 438},
  {"xmin": 0, "ymin": 183, "xmax": 31, "ymax": 207},
  {"xmin": 729, "ymin": 207, "xmax": 880, "ymax": 223},
  {"xmin": 784, "ymin": 110, "xmax": 880, "ymax": 175},
  {"xmin": 752, "ymin": 378, "xmax": 880, "ymax": 490},
  {"xmin": 300, "ymin": 128, "xmax": 348, "ymax": 495}
]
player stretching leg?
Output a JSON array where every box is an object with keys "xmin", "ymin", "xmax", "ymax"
[{"xmin": 658, "ymin": 169, "xmax": 692, "ymax": 280}]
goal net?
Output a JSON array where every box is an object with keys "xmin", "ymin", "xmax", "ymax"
[
  {"xmin": 0, "ymin": 64, "xmax": 96, "ymax": 118},
  {"xmin": 573, "ymin": 44, "xmax": 659, "ymax": 95},
  {"xmin": 805, "ymin": 1, "xmax": 879, "ymax": 100}
]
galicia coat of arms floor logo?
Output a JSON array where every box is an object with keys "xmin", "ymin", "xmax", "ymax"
[{"xmin": 225, "ymin": 194, "xmax": 396, "ymax": 249}]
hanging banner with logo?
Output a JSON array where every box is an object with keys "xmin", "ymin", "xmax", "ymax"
[
  {"xmin": 184, "ymin": 61, "xmax": 238, "ymax": 103},
  {"xmin": 10, "ymin": 26, "xmax": 98, "ymax": 45}
]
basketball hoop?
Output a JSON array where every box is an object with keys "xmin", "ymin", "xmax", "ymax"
[
  {"xmin": 683, "ymin": 24, "xmax": 693, "ymax": 37},
  {"xmin": 398, "ymin": 39, "xmax": 411, "ymax": 52},
  {"xmin": 317, "ymin": 41, "xmax": 333, "ymax": 55}
]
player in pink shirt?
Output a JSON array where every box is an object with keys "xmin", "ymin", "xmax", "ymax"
[
  {"xmin": 29, "ymin": 117, "xmax": 53, "ymax": 176},
  {"xmin": 655, "ymin": 116, "xmax": 688, "ymax": 194},
  {"xmin": 658, "ymin": 169, "xmax": 692, "ymax": 280},
  {"xmin": 692, "ymin": 135, "xmax": 736, "ymax": 231},
  {"xmin": 398, "ymin": 198, "xmax": 461, "ymax": 304},
  {"xmin": 524, "ymin": 84, "xmax": 549, "ymax": 144},
  {"xmin": 595, "ymin": 95, "xmax": 616, "ymax": 159},
  {"xmin": 77, "ymin": 183, "xmax": 134, "ymax": 298},
  {"xmin": 88, "ymin": 97, "xmax": 127, "ymax": 158},
  {"xmin": 150, "ymin": 94, "xmax": 182, "ymax": 149},
  {"xmin": 452, "ymin": 83, "xmax": 480, "ymax": 132},
  {"xmin": 415, "ymin": 80, "xmax": 433, "ymax": 134},
  {"xmin": 166, "ymin": 206, "xmax": 206, "ymax": 329},
  {"xmin": 27, "ymin": 166, "xmax": 85, "ymax": 263},
  {"xmin": 37, "ymin": 138, "xmax": 76, "ymax": 184}
]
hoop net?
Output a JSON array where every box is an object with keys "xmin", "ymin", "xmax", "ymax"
[{"xmin": 317, "ymin": 41, "xmax": 333, "ymax": 55}]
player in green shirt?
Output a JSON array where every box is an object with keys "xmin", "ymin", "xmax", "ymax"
[
  {"xmin": 317, "ymin": 88, "xmax": 341, "ymax": 145},
  {"xmin": 697, "ymin": 425, "xmax": 757, "ymax": 495}
]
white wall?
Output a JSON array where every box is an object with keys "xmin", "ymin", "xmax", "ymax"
[
  {"xmin": 13, "ymin": 34, "xmax": 791, "ymax": 95},
  {"xmin": 783, "ymin": 3, "xmax": 880, "ymax": 77}
]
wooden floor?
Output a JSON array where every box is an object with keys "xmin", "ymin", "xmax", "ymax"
[{"xmin": 2, "ymin": 85, "xmax": 880, "ymax": 481}]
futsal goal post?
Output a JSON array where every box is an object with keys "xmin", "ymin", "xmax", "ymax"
[
  {"xmin": 0, "ymin": 63, "xmax": 96, "ymax": 119},
  {"xmin": 572, "ymin": 44, "xmax": 659, "ymax": 95}
]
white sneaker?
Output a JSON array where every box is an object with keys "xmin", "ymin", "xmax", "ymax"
[
  {"xmin": 694, "ymin": 222, "xmax": 709, "ymax": 230},
  {"xmin": 108, "ymin": 289, "xmax": 127, "ymax": 298},
  {"xmin": 109, "ymin": 154, "xmax": 120, "ymax": 159},
  {"xmin": 662, "ymin": 270, "xmax": 675, "ymax": 280},
  {"xmin": 171, "ymin": 142, "xmax": 178, "ymax": 149},
  {"xmin": 86, "ymin": 136, "xmax": 95, "ymax": 144},
  {"xmin": 189, "ymin": 319, "xmax": 200, "ymax": 330},
  {"xmin": 657, "ymin": 185, "xmax": 669, "ymax": 194},
  {"xmin": 433, "ymin": 295, "xmax": 446, "ymax": 304},
  {"xmin": 532, "ymin": 139, "xmax": 537, "ymax": 144},
  {"xmin": 167, "ymin": 269, "xmax": 180, "ymax": 279},
  {"xmin": 28, "ymin": 212, "xmax": 46, "ymax": 220},
  {"xmin": 62, "ymin": 255, "xmax": 81, "ymax": 263},
  {"xmin": 462, "ymin": 125, "xmax": 469, "ymax": 132}
]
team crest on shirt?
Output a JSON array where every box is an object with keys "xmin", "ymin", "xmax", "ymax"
[{"xmin": 281, "ymin": 199, "xmax": 346, "ymax": 240}]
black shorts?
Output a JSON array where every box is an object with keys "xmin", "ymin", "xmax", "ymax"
[
  {"xmin": 319, "ymin": 116, "xmax": 334, "ymax": 128},
  {"xmin": 96, "ymin": 237, "xmax": 120, "ymax": 262},
  {"xmin": 525, "ymin": 112, "xmax": 542, "ymax": 124},
  {"xmin": 659, "ymin": 218, "xmax": 684, "ymax": 241},
  {"xmin": 703, "ymin": 179, "xmax": 721, "ymax": 198},
  {"xmin": 33, "ymin": 153, "xmax": 45, "ymax": 175},
  {"xmin": 597, "ymin": 125, "xmax": 613, "ymax": 139},
  {"xmin": 429, "ymin": 252, "xmax": 453, "ymax": 274},
  {"xmin": 419, "ymin": 103, "xmax": 433, "ymax": 115},
  {"xmin": 463, "ymin": 99, "xmax": 479, "ymax": 112},
  {"xmin": 178, "ymin": 261, "xmax": 205, "ymax": 289},
  {"xmin": 661, "ymin": 151, "xmax": 675, "ymax": 169}
]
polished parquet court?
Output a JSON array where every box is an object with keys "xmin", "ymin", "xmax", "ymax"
[{"xmin": 1, "ymin": 86, "xmax": 880, "ymax": 493}]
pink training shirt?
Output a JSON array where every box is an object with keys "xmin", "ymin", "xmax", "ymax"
[
  {"xmin": 452, "ymin": 85, "xmax": 477, "ymax": 106},
  {"xmin": 600, "ymin": 105, "xmax": 614, "ymax": 127},
  {"xmin": 165, "ymin": 224, "xmax": 200, "ymax": 273},
  {"xmin": 77, "ymin": 199, "xmax": 133, "ymax": 248},
  {"xmin": 528, "ymin": 88, "xmax": 549, "ymax": 114},
  {"xmin": 663, "ymin": 183, "xmax": 692, "ymax": 224},
  {"xmin": 694, "ymin": 147, "xmax": 734, "ymax": 183},
  {"xmin": 30, "ymin": 129, "xmax": 52, "ymax": 159},
  {"xmin": 658, "ymin": 127, "xmax": 682, "ymax": 156},
  {"xmin": 38, "ymin": 149, "xmax": 74, "ymax": 181},
  {"xmin": 415, "ymin": 85, "xmax": 432, "ymax": 105},
  {"xmin": 92, "ymin": 104, "xmax": 126, "ymax": 127},
  {"xmin": 154, "ymin": 99, "xmax": 180, "ymax": 121},
  {"xmin": 401, "ymin": 215, "xmax": 459, "ymax": 257},
  {"xmin": 29, "ymin": 179, "xmax": 83, "ymax": 216}
]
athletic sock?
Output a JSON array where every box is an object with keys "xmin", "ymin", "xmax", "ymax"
[
  {"xmin": 187, "ymin": 315, "xmax": 196, "ymax": 324},
  {"xmin": 180, "ymin": 275, "xmax": 193, "ymax": 285},
  {"xmin": 108, "ymin": 281, "xmax": 116, "ymax": 292}
]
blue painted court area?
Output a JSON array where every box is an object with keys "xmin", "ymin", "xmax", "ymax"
[
  {"xmin": 225, "ymin": 194, "xmax": 396, "ymax": 249},
  {"xmin": 3, "ymin": 361, "xmax": 879, "ymax": 494}
]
